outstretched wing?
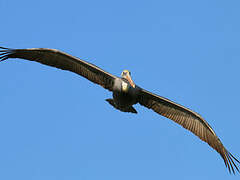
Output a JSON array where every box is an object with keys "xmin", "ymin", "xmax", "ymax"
[
  {"xmin": 138, "ymin": 88, "xmax": 240, "ymax": 174},
  {"xmin": 0, "ymin": 47, "xmax": 117, "ymax": 91}
]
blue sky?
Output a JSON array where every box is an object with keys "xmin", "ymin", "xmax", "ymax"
[{"xmin": 0, "ymin": 0, "xmax": 240, "ymax": 179}]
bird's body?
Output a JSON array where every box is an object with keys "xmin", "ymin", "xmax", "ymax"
[
  {"xmin": 109, "ymin": 77, "xmax": 140, "ymax": 113},
  {"xmin": 0, "ymin": 46, "xmax": 239, "ymax": 174}
]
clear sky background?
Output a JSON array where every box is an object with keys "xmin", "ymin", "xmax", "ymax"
[{"xmin": 0, "ymin": 0, "xmax": 240, "ymax": 179}]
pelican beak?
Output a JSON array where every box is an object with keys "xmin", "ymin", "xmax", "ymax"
[{"xmin": 126, "ymin": 74, "xmax": 135, "ymax": 88}]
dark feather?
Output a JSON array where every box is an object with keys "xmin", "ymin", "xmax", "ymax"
[
  {"xmin": 138, "ymin": 88, "xmax": 240, "ymax": 174},
  {"xmin": 0, "ymin": 47, "xmax": 117, "ymax": 91}
]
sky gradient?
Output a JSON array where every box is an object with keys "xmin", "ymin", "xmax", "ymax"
[{"xmin": 0, "ymin": 0, "xmax": 240, "ymax": 179}]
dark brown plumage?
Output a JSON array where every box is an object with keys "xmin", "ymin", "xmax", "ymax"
[
  {"xmin": 0, "ymin": 47, "xmax": 116, "ymax": 91},
  {"xmin": 138, "ymin": 89, "xmax": 239, "ymax": 173},
  {"xmin": 0, "ymin": 47, "xmax": 239, "ymax": 174}
]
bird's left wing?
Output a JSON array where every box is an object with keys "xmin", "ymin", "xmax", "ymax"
[
  {"xmin": 0, "ymin": 47, "xmax": 117, "ymax": 91},
  {"xmin": 138, "ymin": 88, "xmax": 240, "ymax": 174}
]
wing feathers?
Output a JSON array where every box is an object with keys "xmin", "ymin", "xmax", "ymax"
[
  {"xmin": 0, "ymin": 47, "xmax": 117, "ymax": 91},
  {"xmin": 138, "ymin": 88, "xmax": 239, "ymax": 173}
]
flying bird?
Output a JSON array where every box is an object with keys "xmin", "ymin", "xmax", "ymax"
[{"xmin": 0, "ymin": 46, "xmax": 239, "ymax": 173}]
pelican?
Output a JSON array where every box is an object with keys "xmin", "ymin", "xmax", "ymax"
[{"xmin": 0, "ymin": 46, "xmax": 239, "ymax": 173}]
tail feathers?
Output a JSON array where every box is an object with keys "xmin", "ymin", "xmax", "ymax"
[{"xmin": 106, "ymin": 99, "xmax": 137, "ymax": 114}]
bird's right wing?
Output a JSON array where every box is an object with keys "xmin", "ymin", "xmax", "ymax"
[
  {"xmin": 138, "ymin": 88, "xmax": 240, "ymax": 174},
  {"xmin": 0, "ymin": 47, "xmax": 117, "ymax": 91}
]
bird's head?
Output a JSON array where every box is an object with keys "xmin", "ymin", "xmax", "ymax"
[{"xmin": 121, "ymin": 70, "xmax": 135, "ymax": 88}]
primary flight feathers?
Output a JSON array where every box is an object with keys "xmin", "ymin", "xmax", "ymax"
[{"xmin": 0, "ymin": 47, "xmax": 239, "ymax": 174}]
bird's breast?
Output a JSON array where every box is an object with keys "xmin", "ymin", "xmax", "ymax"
[{"xmin": 113, "ymin": 78, "xmax": 139, "ymax": 93}]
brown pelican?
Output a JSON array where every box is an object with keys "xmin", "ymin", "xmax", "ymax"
[{"xmin": 0, "ymin": 46, "xmax": 239, "ymax": 173}]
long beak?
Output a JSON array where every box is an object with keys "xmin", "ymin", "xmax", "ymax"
[{"xmin": 126, "ymin": 74, "xmax": 135, "ymax": 88}]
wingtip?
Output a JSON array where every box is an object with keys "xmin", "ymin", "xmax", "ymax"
[
  {"xmin": 0, "ymin": 46, "xmax": 12, "ymax": 51},
  {"xmin": 0, "ymin": 46, "xmax": 9, "ymax": 49},
  {"xmin": 223, "ymin": 150, "xmax": 240, "ymax": 175},
  {"xmin": 0, "ymin": 47, "xmax": 13, "ymax": 62}
]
